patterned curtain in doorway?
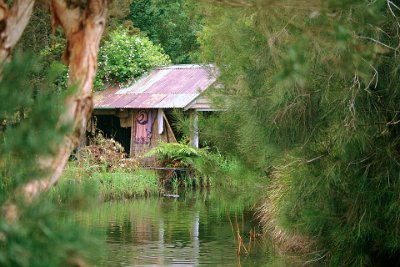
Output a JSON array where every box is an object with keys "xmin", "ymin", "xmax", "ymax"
[{"xmin": 135, "ymin": 109, "xmax": 153, "ymax": 144}]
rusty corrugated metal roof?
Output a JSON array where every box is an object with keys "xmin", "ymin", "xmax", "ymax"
[{"xmin": 94, "ymin": 64, "xmax": 217, "ymax": 109}]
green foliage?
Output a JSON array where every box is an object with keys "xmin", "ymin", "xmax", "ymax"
[
  {"xmin": 0, "ymin": 196, "xmax": 102, "ymax": 267},
  {"xmin": 106, "ymin": 0, "xmax": 134, "ymax": 35},
  {"xmin": 129, "ymin": 0, "xmax": 203, "ymax": 63},
  {"xmin": 0, "ymin": 53, "xmax": 101, "ymax": 266},
  {"xmin": 95, "ymin": 26, "xmax": 171, "ymax": 89},
  {"xmin": 199, "ymin": 0, "xmax": 400, "ymax": 265},
  {"xmin": 146, "ymin": 141, "xmax": 202, "ymax": 166},
  {"xmin": 146, "ymin": 142, "xmax": 205, "ymax": 186},
  {"xmin": 94, "ymin": 168, "xmax": 159, "ymax": 200},
  {"xmin": 19, "ymin": 3, "xmax": 69, "ymax": 93},
  {"xmin": 38, "ymin": 43, "xmax": 69, "ymax": 91},
  {"xmin": 18, "ymin": 3, "xmax": 52, "ymax": 54},
  {"xmin": 55, "ymin": 164, "xmax": 159, "ymax": 201},
  {"xmin": 0, "ymin": 52, "xmax": 68, "ymax": 197},
  {"xmin": 146, "ymin": 141, "xmax": 263, "ymax": 193}
]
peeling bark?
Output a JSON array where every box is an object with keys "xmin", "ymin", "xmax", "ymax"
[
  {"xmin": 43, "ymin": 0, "xmax": 107, "ymax": 188},
  {"xmin": 0, "ymin": 0, "xmax": 35, "ymax": 62},
  {"xmin": 0, "ymin": 2, "xmax": 107, "ymax": 254},
  {"xmin": 0, "ymin": 0, "xmax": 106, "ymax": 218}
]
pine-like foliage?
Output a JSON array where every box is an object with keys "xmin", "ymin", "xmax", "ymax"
[
  {"xmin": 0, "ymin": 53, "xmax": 101, "ymax": 266},
  {"xmin": 199, "ymin": 0, "xmax": 400, "ymax": 265}
]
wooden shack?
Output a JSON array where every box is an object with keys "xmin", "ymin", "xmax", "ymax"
[{"xmin": 90, "ymin": 64, "xmax": 218, "ymax": 156}]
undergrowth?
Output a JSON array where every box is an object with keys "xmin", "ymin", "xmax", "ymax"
[
  {"xmin": 147, "ymin": 141, "xmax": 264, "ymax": 196},
  {"xmin": 52, "ymin": 164, "xmax": 159, "ymax": 203}
]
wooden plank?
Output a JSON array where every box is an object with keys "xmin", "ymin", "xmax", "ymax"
[
  {"xmin": 157, "ymin": 108, "xmax": 164, "ymax": 134},
  {"xmin": 130, "ymin": 111, "xmax": 135, "ymax": 156},
  {"xmin": 93, "ymin": 109, "xmax": 116, "ymax": 115},
  {"xmin": 190, "ymin": 110, "xmax": 199, "ymax": 148},
  {"xmin": 162, "ymin": 112, "xmax": 177, "ymax": 142}
]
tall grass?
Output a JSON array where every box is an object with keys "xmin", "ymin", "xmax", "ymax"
[
  {"xmin": 95, "ymin": 168, "xmax": 158, "ymax": 200},
  {"xmin": 51, "ymin": 163, "xmax": 159, "ymax": 203}
]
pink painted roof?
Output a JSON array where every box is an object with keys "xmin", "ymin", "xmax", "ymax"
[{"xmin": 94, "ymin": 64, "xmax": 217, "ymax": 109}]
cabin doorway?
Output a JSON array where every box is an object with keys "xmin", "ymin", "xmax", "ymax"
[{"xmin": 94, "ymin": 115, "xmax": 131, "ymax": 154}]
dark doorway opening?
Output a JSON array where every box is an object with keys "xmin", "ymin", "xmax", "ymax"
[{"xmin": 94, "ymin": 115, "xmax": 131, "ymax": 155}]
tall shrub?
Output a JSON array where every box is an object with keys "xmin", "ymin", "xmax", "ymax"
[
  {"xmin": 199, "ymin": 1, "xmax": 400, "ymax": 265},
  {"xmin": 95, "ymin": 26, "xmax": 171, "ymax": 89},
  {"xmin": 128, "ymin": 0, "xmax": 203, "ymax": 63}
]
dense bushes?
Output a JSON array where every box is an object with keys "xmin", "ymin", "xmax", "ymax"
[
  {"xmin": 128, "ymin": 0, "xmax": 203, "ymax": 63},
  {"xmin": 199, "ymin": 0, "xmax": 400, "ymax": 265},
  {"xmin": 146, "ymin": 141, "xmax": 262, "ymax": 194},
  {"xmin": 38, "ymin": 26, "xmax": 171, "ymax": 91},
  {"xmin": 95, "ymin": 26, "xmax": 170, "ymax": 89}
]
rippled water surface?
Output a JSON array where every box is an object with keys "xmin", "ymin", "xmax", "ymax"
[{"xmin": 80, "ymin": 191, "xmax": 274, "ymax": 266}]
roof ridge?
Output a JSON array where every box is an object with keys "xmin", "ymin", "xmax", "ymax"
[
  {"xmin": 156, "ymin": 64, "xmax": 215, "ymax": 70},
  {"xmin": 94, "ymin": 63, "xmax": 218, "ymax": 109}
]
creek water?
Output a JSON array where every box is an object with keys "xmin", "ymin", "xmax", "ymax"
[{"xmin": 78, "ymin": 190, "xmax": 277, "ymax": 267}]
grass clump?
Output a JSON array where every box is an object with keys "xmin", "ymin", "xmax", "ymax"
[
  {"xmin": 94, "ymin": 168, "xmax": 158, "ymax": 200},
  {"xmin": 53, "ymin": 164, "xmax": 159, "ymax": 203}
]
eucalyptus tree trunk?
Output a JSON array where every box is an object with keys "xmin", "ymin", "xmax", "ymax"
[
  {"xmin": 0, "ymin": 0, "xmax": 35, "ymax": 62},
  {"xmin": 0, "ymin": 0, "xmax": 107, "ymax": 208},
  {"xmin": 45, "ymin": 0, "xmax": 107, "ymax": 188}
]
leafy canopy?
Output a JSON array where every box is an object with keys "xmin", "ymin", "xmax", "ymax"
[
  {"xmin": 128, "ymin": 0, "xmax": 203, "ymax": 63},
  {"xmin": 95, "ymin": 26, "xmax": 171, "ymax": 89}
]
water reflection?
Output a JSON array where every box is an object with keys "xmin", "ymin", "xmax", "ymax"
[{"xmin": 82, "ymin": 191, "xmax": 269, "ymax": 266}]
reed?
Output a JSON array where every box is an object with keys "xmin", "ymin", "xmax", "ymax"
[{"xmin": 226, "ymin": 208, "xmax": 260, "ymax": 257}]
